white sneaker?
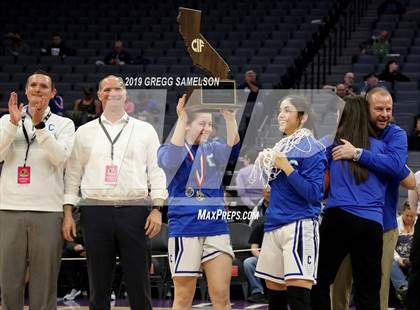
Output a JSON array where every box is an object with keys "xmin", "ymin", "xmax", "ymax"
[
  {"xmin": 111, "ymin": 291, "xmax": 116, "ymax": 301},
  {"xmin": 63, "ymin": 289, "xmax": 81, "ymax": 301}
]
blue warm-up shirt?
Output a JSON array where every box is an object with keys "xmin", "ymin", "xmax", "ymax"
[
  {"xmin": 158, "ymin": 141, "xmax": 240, "ymax": 237},
  {"xmin": 357, "ymin": 124, "xmax": 410, "ymax": 230},
  {"xmin": 265, "ymin": 136, "xmax": 327, "ymax": 232},
  {"xmin": 325, "ymin": 137, "xmax": 388, "ymax": 225}
]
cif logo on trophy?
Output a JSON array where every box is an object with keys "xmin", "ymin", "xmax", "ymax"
[
  {"xmin": 191, "ymin": 38, "xmax": 205, "ymax": 53},
  {"xmin": 177, "ymin": 7, "xmax": 239, "ymax": 111}
]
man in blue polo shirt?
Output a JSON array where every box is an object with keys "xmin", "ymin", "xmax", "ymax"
[{"xmin": 331, "ymin": 88, "xmax": 416, "ymax": 310}]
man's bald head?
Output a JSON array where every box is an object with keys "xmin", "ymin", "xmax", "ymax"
[{"xmin": 98, "ymin": 75, "xmax": 126, "ymax": 92}]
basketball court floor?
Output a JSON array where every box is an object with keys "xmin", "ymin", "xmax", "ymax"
[{"xmin": 54, "ymin": 298, "xmax": 269, "ymax": 309}]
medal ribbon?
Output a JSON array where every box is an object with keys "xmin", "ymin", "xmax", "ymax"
[{"xmin": 184, "ymin": 143, "xmax": 206, "ymax": 191}]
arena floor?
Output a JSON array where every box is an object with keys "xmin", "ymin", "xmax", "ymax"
[
  {"xmin": 53, "ymin": 298, "xmax": 269, "ymax": 309},
  {"xmin": 39, "ymin": 298, "xmax": 401, "ymax": 310}
]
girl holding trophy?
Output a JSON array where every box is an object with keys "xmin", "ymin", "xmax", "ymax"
[{"xmin": 158, "ymin": 94, "xmax": 240, "ymax": 310}]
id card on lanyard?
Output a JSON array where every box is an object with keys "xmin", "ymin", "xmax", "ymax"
[
  {"xmin": 18, "ymin": 111, "xmax": 51, "ymax": 184},
  {"xmin": 98, "ymin": 117, "xmax": 129, "ymax": 185}
]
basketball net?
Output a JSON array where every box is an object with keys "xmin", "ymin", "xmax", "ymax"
[{"xmin": 249, "ymin": 128, "xmax": 318, "ymax": 187}]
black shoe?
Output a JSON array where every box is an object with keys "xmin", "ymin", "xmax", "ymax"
[{"xmin": 247, "ymin": 292, "xmax": 268, "ymax": 303}]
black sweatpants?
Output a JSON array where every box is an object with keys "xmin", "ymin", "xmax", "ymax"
[
  {"xmin": 81, "ymin": 206, "xmax": 152, "ymax": 310},
  {"xmin": 311, "ymin": 208, "xmax": 383, "ymax": 310},
  {"xmin": 405, "ymin": 218, "xmax": 420, "ymax": 310}
]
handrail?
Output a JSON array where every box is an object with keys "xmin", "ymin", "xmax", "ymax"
[{"xmin": 274, "ymin": 0, "xmax": 369, "ymax": 89}]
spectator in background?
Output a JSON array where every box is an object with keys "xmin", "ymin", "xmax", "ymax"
[
  {"xmin": 49, "ymin": 92, "xmax": 64, "ymax": 116},
  {"xmin": 343, "ymin": 72, "xmax": 360, "ymax": 95},
  {"xmin": 391, "ymin": 202, "xmax": 416, "ymax": 300},
  {"xmin": 378, "ymin": 61, "xmax": 410, "ymax": 87},
  {"xmin": 2, "ymin": 32, "xmax": 30, "ymax": 56},
  {"xmin": 60, "ymin": 208, "xmax": 88, "ymax": 301},
  {"xmin": 406, "ymin": 170, "xmax": 420, "ymax": 310},
  {"xmin": 125, "ymin": 92, "xmax": 160, "ymax": 121},
  {"xmin": 244, "ymin": 221, "xmax": 267, "ymax": 303},
  {"xmin": 41, "ymin": 33, "xmax": 75, "ymax": 57},
  {"xmin": 335, "ymin": 83, "xmax": 349, "ymax": 98},
  {"xmin": 103, "ymin": 40, "xmax": 132, "ymax": 65},
  {"xmin": 238, "ymin": 70, "xmax": 261, "ymax": 103},
  {"xmin": 137, "ymin": 92, "xmax": 160, "ymax": 115},
  {"xmin": 235, "ymin": 149, "xmax": 264, "ymax": 210},
  {"xmin": 373, "ymin": 31, "xmax": 390, "ymax": 61},
  {"xmin": 73, "ymin": 87, "xmax": 102, "ymax": 124},
  {"xmin": 409, "ymin": 116, "xmax": 420, "ymax": 151},
  {"xmin": 359, "ymin": 72, "xmax": 389, "ymax": 95},
  {"xmin": 73, "ymin": 87, "xmax": 101, "ymax": 116},
  {"xmin": 249, "ymin": 186, "xmax": 270, "ymax": 228}
]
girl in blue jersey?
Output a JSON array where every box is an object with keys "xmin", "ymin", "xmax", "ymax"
[
  {"xmin": 254, "ymin": 95, "xmax": 327, "ymax": 310},
  {"xmin": 158, "ymin": 95, "xmax": 240, "ymax": 310},
  {"xmin": 311, "ymin": 96, "xmax": 388, "ymax": 310}
]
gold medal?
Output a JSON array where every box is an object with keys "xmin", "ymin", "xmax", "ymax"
[
  {"xmin": 196, "ymin": 190, "xmax": 205, "ymax": 201},
  {"xmin": 185, "ymin": 186, "xmax": 195, "ymax": 197}
]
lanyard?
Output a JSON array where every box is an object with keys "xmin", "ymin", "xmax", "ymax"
[
  {"xmin": 184, "ymin": 143, "xmax": 206, "ymax": 190},
  {"xmin": 98, "ymin": 117, "xmax": 129, "ymax": 161},
  {"xmin": 21, "ymin": 111, "xmax": 51, "ymax": 167}
]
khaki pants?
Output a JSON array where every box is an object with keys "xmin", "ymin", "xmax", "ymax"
[
  {"xmin": 0, "ymin": 210, "xmax": 63, "ymax": 310},
  {"xmin": 331, "ymin": 228, "xmax": 398, "ymax": 310},
  {"xmin": 380, "ymin": 228, "xmax": 398, "ymax": 310}
]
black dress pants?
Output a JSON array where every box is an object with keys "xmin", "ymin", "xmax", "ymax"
[
  {"xmin": 311, "ymin": 208, "xmax": 383, "ymax": 310},
  {"xmin": 81, "ymin": 205, "xmax": 152, "ymax": 310}
]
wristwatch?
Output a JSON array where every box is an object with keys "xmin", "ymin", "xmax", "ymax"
[
  {"xmin": 34, "ymin": 121, "xmax": 46, "ymax": 129},
  {"xmin": 353, "ymin": 148, "xmax": 363, "ymax": 161}
]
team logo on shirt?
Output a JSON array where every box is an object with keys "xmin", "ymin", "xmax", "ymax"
[{"xmin": 48, "ymin": 124, "xmax": 55, "ymax": 131}]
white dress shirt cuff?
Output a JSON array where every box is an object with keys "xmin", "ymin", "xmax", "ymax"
[
  {"xmin": 63, "ymin": 194, "xmax": 81, "ymax": 206},
  {"xmin": 150, "ymin": 189, "xmax": 168, "ymax": 201}
]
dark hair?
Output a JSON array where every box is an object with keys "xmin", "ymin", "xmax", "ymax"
[
  {"xmin": 335, "ymin": 96, "xmax": 374, "ymax": 184},
  {"xmin": 363, "ymin": 72, "xmax": 378, "ymax": 81},
  {"xmin": 384, "ymin": 60, "xmax": 397, "ymax": 72},
  {"xmin": 51, "ymin": 32, "xmax": 61, "ymax": 38},
  {"xmin": 414, "ymin": 115, "xmax": 420, "ymax": 133},
  {"xmin": 83, "ymin": 87, "xmax": 93, "ymax": 96},
  {"xmin": 26, "ymin": 70, "xmax": 55, "ymax": 89},
  {"xmin": 401, "ymin": 201, "xmax": 411, "ymax": 213},
  {"xmin": 245, "ymin": 149, "xmax": 259, "ymax": 163},
  {"xmin": 278, "ymin": 95, "xmax": 318, "ymax": 137}
]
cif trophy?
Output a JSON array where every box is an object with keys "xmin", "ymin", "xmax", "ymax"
[{"xmin": 177, "ymin": 7, "xmax": 238, "ymax": 111}]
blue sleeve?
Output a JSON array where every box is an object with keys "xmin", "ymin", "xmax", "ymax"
[
  {"xmin": 358, "ymin": 127, "xmax": 408, "ymax": 180},
  {"xmin": 286, "ymin": 152, "xmax": 327, "ymax": 204},
  {"xmin": 157, "ymin": 143, "xmax": 188, "ymax": 170},
  {"xmin": 212, "ymin": 141, "xmax": 241, "ymax": 165},
  {"xmin": 397, "ymin": 164, "xmax": 411, "ymax": 181}
]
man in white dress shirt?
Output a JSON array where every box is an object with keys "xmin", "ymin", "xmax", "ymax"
[
  {"xmin": 0, "ymin": 70, "xmax": 75, "ymax": 310},
  {"xmin": 63, "ymin": 75, "xmax": 167, "ymax": 310}
]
